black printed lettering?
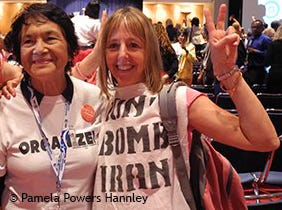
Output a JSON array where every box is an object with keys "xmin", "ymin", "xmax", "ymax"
[
  {"xmin": 110, "ymin": 165, "xmax": 123, "ymax": 192},
  {"xmin": 101, "ymin": 165, "xmax": 107, "ymax": 192},
  {"xmin": 85, "ymin": 131, "xmax": 94, "ymax": 145},
  {"xmin": 149, "ymin": 159, "xmax": 171, "ymax": 189},
  {"xmin": 30, "ymin": 140, "xmax": 40, "ymax": 153},
  {"xmin": 101, "ymin": 159, "xmax": 171, "ymax": 193},
  {"xmin": 127, "ymin": 125, "xmax": 150, "ymax": 154},
  {"xmin": 153, "ymin": 122, "xmax": 168, "ymax": 150},
  {"xmin": 122, "ymin": 96, "xmax": 145, "ymax": 118},
  {"xmin": 106, "ymin": 95, "xmax": 147, "ymax": 121},
  {"xmin": 126, "ymin": 163, "xmax": 147, "ymax": 191},
  {"xmin": 51, "ymin": 136, "xmax": 60, "ymax": 150},
  {"xmin": 76, "ymin": 133, "xmax": 85, "ymax": 146},
  {"xmin": 99, "ymin": 131, "xmax": 114, "ymax": 156},
  {"xmin": 115, "ymin": 128, "xmax": 125, "ymax": 155},
  {"xmin": 19, "ymin": 142, "xmax": 30, "ymax": 155}
]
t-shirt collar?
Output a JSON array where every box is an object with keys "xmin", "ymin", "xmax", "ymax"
[{"xmin": 20, "ymin": 73, "xmax": 74, "ymax": 105}]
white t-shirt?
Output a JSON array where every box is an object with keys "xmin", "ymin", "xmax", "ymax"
[
  {"xmin": 0, "ymin": 76, "xmax": 103, "ymax": 210},
  {"xmin": 172, "ymin": 42, "xmax": 196, "ymax": 61},
  {"xmin": 71, "ymin": 15, "xmax": 101, "ymax": 47},
  {"xmin": 93, "ymin": 83, "xmax": 202, "ymax": 210}
]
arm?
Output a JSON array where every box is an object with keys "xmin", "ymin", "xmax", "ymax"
[
  {"xmin": 189, "ymin": 4, "xmax": 279, "ymax": 152},
  {"xmin": 71, "ymin": 10, "xmax": 107, "ymax": 80}
]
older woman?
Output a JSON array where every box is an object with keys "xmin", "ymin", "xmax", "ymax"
[{"xmin": 0, "ymin": 3, "xmax": 103, "ymax": 209}]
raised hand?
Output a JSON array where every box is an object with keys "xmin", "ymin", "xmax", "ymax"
[{"xmin": 204, "ymin": 4, "xmax": 240, "ymax": 77}]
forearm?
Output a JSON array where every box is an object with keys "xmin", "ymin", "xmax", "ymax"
[
  {"xmin": 71, "ymin": 45, "xmax": 100, "ymax": 80},
  {"xmin": 223, "ymin": 73, "xmax": 279, "ymax": 151}
]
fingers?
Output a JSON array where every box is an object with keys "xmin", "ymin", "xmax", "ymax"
[
  {"xmin": 0, "ymin": 86, "xmax": 12, "ymax": 100},
  {"xmin": 204, "ymin": 7, "xmax": 215, "ymax": 33},
  {"xmin": 216, "ymin": 4, "xmax": 227, "ymax": 30},
  {"xmin": 1, "ymin": 80, "xmax": 17, "ymax": 99},
  {"xmin": 101, "ymin": 9, "xmax": 107, "ymax": 27},
  {"xmin": 213, "ymin": 33, "xmax": 239, "ymax": 65},
  {"xmin": 204, "ymin": 4, "xmax": 227, "ymax": 33},
  {"xmin": 214, "ymin": 33, "xmax": 239, "ymax": 49}
]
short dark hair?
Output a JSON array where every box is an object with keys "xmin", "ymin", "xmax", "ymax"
[
  {"xmin": 271, "ymin": 20, "xmax": 281, "ymax": 31},
  {"xmin": 191, "ymin": 17, "xmax": 200, "ymax": 27},
  {"xmin": 85, "ymin": 1, "xmax": 100, "ymax": 19},
  {"xmin": 9, "ymin": 3, "xmax": 79, "ymax": 70}
]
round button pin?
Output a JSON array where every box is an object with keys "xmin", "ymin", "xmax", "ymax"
[{"xmin": 81, "ymin": 104, "xmax": 95, "ymax": 123}]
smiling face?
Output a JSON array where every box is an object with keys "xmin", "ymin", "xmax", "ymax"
[
  {"xmin": 105, "ymin": 23, "xmax": 146, "ymax": 87},
  {"xmin": 20, "ymin": 18, "xmax": 69, "ymax": 81}
]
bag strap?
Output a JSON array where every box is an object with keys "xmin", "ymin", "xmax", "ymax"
[{"xmin": 158, "ymin": 81, "xmax": 197, "ymax": 210}]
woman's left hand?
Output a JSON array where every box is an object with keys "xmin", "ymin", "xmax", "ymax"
[{"xmin": 204, "ymin": 4, "xmax": 240, "ymax": 77}]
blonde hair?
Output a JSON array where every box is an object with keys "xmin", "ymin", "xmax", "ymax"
[
  {"xmin": 98, "ymin": 7, "xmax": 163, "ymax": 98},
  {"xmin": 263, "ymin": 27, "xmax": 275, "ymax": 40},
  {"xmin": 232, "ymin": 21, "xmax": 242, "ymax": 36},
  {"xmin": 273, "ymin": 25, "xmax": 282, "ymax": 41},
  {"xmin": 153, "ymin": 23, "xmax": 176, "ymax": 55}
]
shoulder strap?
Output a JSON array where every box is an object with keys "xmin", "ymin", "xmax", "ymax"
[{"xmin": 158, "ymin": 81, "xmax": 197, "ymax": 210}]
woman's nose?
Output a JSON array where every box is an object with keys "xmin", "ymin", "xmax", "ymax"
[
  {"xmin": 118, "ymin": 44, "xmax": 128, "ymax": 58},
  {"xmin": 33, "ymin": 40, "xmax": 46, "ymax": 55}
]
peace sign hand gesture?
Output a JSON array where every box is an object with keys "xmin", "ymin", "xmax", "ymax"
[{"xmin": 204, "ymin": 4, "xmax": 240, "ymax": 78}]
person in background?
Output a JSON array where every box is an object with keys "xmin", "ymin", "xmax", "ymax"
[
  {"xmin": 189, "ymin": 17, "xmax": 206, "ymax": 58},
  {"xmin": 197, "ymin": 24, "xmax": 214, "ymax": 86},
  {"xmin": 153, "ymin": 23, "xmax": 178, "ymax": 82},
  {"xmin": 0, "ymin": 35, "xmax": 22, "ymax": 90},
  {"xmin": 263, "ymin": 27, "xmax": 275, "ymax": 40},
  {"xmin": 0, "ymin": 3, "xmax": 103, "ymax": 209},
  {"xmin": 92, "ymin": 5, "xmax": 279, "ymax": 209},
  {"xmin": 71, "ymin": 0, "xmax": 102, "ymax": 84},
  {"xmin": 172, "ymin": 28, "xmax": 197, "ymax": 86},
  {"xmin": 165, "ymin": 18, "xmax": 177, "ymax": 43},
  {"xmin": 265, "ymin": 25, "xmax": 282, "ymax": 93},
  {"xmin": 244, "ymin": 19, "xmax": 272, "ymax": 86},
  {"xmin": 71, "ymin": 0, "xmax": 101, "ymax": 49},
  {"xmin": 271, "ymin": 20, "xmax": 282, "ymax": 32},
  {"xmin": 232, "ymin": 21, "xmax": 246, "ymax": 69}
]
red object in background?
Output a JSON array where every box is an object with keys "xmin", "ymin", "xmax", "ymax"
[{"xmin": 73, "ymin": 49, "xmax": 97, "ymax": 85}]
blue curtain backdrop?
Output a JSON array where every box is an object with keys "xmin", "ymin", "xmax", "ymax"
[{"xmin": 47, "ymin": 0, "xmax": 143, "ymax": 16}]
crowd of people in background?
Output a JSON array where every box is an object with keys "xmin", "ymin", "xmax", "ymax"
[
  {"xmin": 2, "ymin": 1, "xmax": 282, "ymax": 94},
  {"xmin": 157, "ymin": 13, "xmax": 282, "ymax": 94}
]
